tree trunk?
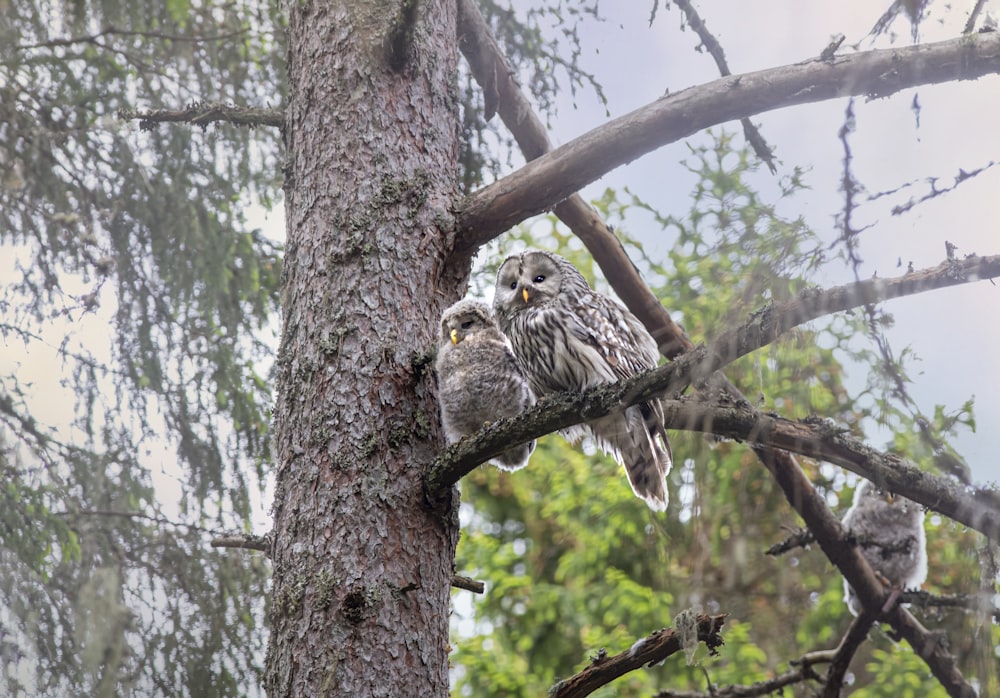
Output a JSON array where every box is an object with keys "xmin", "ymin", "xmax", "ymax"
[{"xmin": 267, "ymin": 1, "xmax": 463, "ymax": 695}]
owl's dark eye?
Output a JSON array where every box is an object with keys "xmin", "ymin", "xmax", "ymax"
[
  {"xmin": 533, "ymin": 275, "xmax": 545, "ymax": 283},
  {"xmin": 509, "ymin": 281, "xmax": 517, "ymax": 290},
  {"xmin": 460, "ymin": 320, "xmax": 474, "ymax": 330}
]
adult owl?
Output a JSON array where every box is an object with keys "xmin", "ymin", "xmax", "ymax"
[
  {"xmin": 493, "ymin": 249, "xmax": 672, "ymax": 511},
  {"xmin": 841, "ymin": 479, "xmax": 927, "ymax": 616},
  {"xmin": 435, "ymin": 299, "xmax": 536, "ymax": 471}
]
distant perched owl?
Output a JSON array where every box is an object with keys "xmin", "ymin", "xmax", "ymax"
[
  {"xmin": 435, "ymin": 299, "xmax": 536, "ymax": 471},
  {"xmin": 841, "ymin": 479, "xmax": 928, "ymax": 616},
  {"xmin": 493, "ymin": 249, "xmax": 672, "ymax": 511}
]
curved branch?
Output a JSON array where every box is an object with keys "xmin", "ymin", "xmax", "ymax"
[
  {"xmin": 455, "ymin": 31, "xmax": 1000, "ymax": 248},
  {"xmin": 118, "ymin": 102, "xmax": 283, "ymax": 130},
  {"xmin": 548, "ymin": 614, "xmax": 727, "ymax": 698}
]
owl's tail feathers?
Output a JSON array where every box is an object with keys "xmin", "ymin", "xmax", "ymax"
[
  {"xmin": 615, "ymin": 403, "xmax": 672, "ymax": 512},
  {"xmin": 491, "ymin": 439, "xmax": 536, "ymax": 472}
]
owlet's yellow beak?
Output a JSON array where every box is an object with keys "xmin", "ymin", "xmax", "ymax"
[
  {"xmin": 450, "ymin": 328, "xmax": 459, "ymax": 345},
  {"xmin": 522, "ymin": 288, "xmax": 530, "ymax": 303}
]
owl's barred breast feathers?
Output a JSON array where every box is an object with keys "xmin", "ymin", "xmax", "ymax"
[{"xmin": 493, "ymin": 249, "xmax": 672, "ymax": 511}]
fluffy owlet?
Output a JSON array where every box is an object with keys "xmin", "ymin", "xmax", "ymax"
[
  {"xmin": 435, "ymin": 299, "xmax": 536, "ymax": 471},
  {"xmin": 841, "ymin": 479, "xmax": 928, "ymax": 616},
  {"xmin": 493, "ymin": 249, "xmax": 672, "ymax": 511}
]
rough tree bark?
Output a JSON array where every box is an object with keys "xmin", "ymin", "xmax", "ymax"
[{"xmin": 266, "ymin": 1, "xmax": 464, "ymax": 695}]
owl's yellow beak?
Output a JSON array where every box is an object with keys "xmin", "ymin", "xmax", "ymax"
[
  {"xmin": 522, "ymin": 288, "xmax": 530, "ymax": 303},
  {"xmin": 450, "ymin": 328, "xmax": 459, "ymax": 345}
]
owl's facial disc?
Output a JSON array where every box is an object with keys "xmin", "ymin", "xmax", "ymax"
[{"xmin": 450, "ymin": 328, "xmax": 459, "ymax": 345}]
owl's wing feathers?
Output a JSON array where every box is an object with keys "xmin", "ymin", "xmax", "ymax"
[
  {"xmin": 566, "ymin": 294, "xmax": 672, "ymax": 511},
  {"xmin": 574, "ymin": 296, "xmax": 658, "ymax": 380}
]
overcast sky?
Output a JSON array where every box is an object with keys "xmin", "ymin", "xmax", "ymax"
[{"xmin": 512, "ymin": 1, "xmax": 1000, "ymax": 483}]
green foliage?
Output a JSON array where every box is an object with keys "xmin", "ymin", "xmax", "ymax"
[{"xmin": 451, "ymin": 134, "xmax": 990, "ymax": 696}]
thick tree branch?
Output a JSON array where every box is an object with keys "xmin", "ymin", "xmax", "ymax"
[
  {"xmin": 456, "ymin": 0, "xmax": 550, "ymax": 159},
  {"xmin": 118, "ymin": 103, "xmax": 283, "ymax": 130},
  {"xmin": 427, "ymin": 257, "xmax": 1000, "ymax": 542},
  {"xmin": 455, "ymin": 31, "xmax": 1000, "ymax": 248},
  {"xmin": 547, "ymin": 614, "xmax": 727, "ymax": 698},
  {"xmin": 660, "ymin": 398, "xmax": 1000, "ymax": 541}
]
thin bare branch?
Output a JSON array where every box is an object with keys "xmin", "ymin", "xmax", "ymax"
[
  {"xmin": 118, "ymin": 103, "xmax": 283, "ymax": 130},
  {"xmin": 211, "ymin": 533, "xmax": 271, "ymax": 553},
  {"xmin": 210, "ymin": 533, "xmax": 486, "ymax": 594},
  {"xmin": 15, "ymin": 24, "xmax": 251, "ymax": 51},
  {"xmin": 455, "ymin": 31, "xmax": 1000, "ymax": 249},
  {"xmin": 766, "ymin": 527, "xmax": 815, "ymax": 556},
  {"xmin": 659, "ymin": 399, "xmax": 1000, "ymax": 541},
  {"xmin": 548, "ymin": 615, "xmax": 727, "ymax": 698},
  {"xmin": 964, "ymin": 0, "xmax": 989, "ymax": 34},
  {"xmin": 653, "ymin": 662, "xmax": 822, "ymax": 697},
  {"xmin": 901, "ymin": 590, "xmax": 1000, "ymax": 622},
  {"xmin": 62, "ymin": 508, "xmax": 225, "ymax": 535},
  {"xmin": 672, "ymin": 0, "xmax": 776, "ymax": 172}
]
